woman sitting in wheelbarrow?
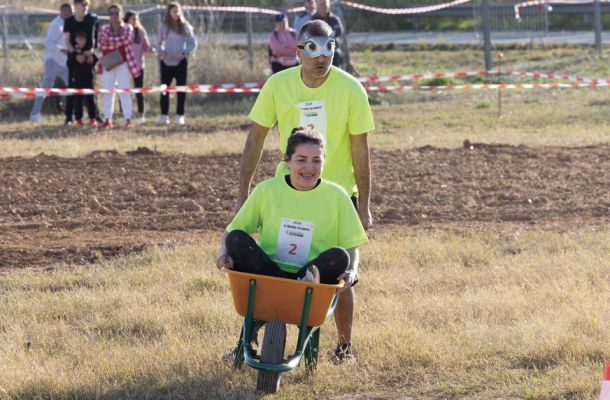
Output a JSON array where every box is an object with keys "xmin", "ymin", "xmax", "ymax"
[{"xmin": 217, "ymin": 127, "xmax": 367, "ymax": 363}]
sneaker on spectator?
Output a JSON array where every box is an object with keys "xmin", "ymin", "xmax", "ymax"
[
  {"xmin": 76, "ymin": 119, "xmax": 84, "ymax": 126},
  {"xmin": 175, "ymin": 115, "xmax": 185, "ymax": 125},
  {"xmin": 64, "ymin": 119, "xmax": 73, "ymax": 126},
  {"xmin": 298, "ymin": 265, "xmax": 320, "ymax": 284},
  {"xmin": 329, "ymin": 343, "xmax": 356, "ymax": 365},
  {"xmin": 138, "ymin": 116, "xmax": 146, "ymax": 125},
  {"xmin": 125, "ymin": 119, "xmax": 132, "ymax": 128},
  {"xmin": 102, "ymin": 119, "xmax": 112, "ymax": 129},
  {"xmin": 156, "ymin": 115, "xmax": 169, "ymax": 125},
  {"xmin": 89, "ymin": 118, "xmax": 97, "ymax": 126},
  {"xmin": 30, "ymin": 113, "xmax": 42, "ymax": 123}
]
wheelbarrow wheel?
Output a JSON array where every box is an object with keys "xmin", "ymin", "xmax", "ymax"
[{"xmin": 256, "ymin": 318, "xmax": 286, "ymax": 393}]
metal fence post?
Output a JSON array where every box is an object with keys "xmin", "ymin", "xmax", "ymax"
[
  {"xmin": 482, "ymin": 0, "xmax": 493, "ymax": 70},
  {"xmin": 2, "ymin": 7, "xmax": 8, "ymax": 82},
  {"xmin": 334, "ymin": 0, "xmax": 358, "ymax": 76},
  {"xmin": 594, "ymin": 0, "xmax": 602, "ymax": 53},
  {"xmin": 246, "ymin": 12, "xmax": 253, "ymax": 72}
]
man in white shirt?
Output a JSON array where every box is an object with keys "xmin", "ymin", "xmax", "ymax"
[{"xmin": 30, "ymin": 4, "xmax": 73, "ymax": 123}]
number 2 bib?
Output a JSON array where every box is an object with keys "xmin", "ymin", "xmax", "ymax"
[
  {"xmin": 296, "ymin": 100, "xmax": 327, "ymax": 139},
  {"xmin": 275, "ymin": 218, "xmax": 315, "ymax": 266}
]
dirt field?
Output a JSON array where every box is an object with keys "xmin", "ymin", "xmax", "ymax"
[{"xmin": 0, "ymin": 142, "xmax": 608, "ymax": 270}]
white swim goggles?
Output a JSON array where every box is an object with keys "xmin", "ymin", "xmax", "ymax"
[{"xmin": 297, "ymin": 36, "xmax": 336, "ymax": 58}]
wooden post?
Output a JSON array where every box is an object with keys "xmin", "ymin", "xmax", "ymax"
[{"xmin": 334, "ymin": 0, "xmax": 358, "ymax": 76}]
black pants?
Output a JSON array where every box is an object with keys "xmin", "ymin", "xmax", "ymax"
[
  {"xmin": 226, "ymin": 230, "xmax": 349, "ymax": 284},
  {"xmin": 65, "ymin": 65, "xmax": 97, "ymax": 121},
  {"xmin": 271, "ymin": 62, "xmax": 292, "ymax": 74},
  {"xmin": 133, "ymin": 71, "xmax": 145, "ymax": 115},
  {"xmin": 160, "ymin": 59, "xmax": 187, "ymax": 116}
]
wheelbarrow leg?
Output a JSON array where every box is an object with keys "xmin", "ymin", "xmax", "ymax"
[{"xmin": 305, "ymin": 328, "xmax": 320, "ymax": 372}]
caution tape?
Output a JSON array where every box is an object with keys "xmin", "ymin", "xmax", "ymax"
[
  {"xmin": 3, "ymin": 70, "xmax": 610, "ymax": 98},
  {"xmin": 515, "ymin": 0, "xmax": 610, "ymax": 19},
  {"xmin": 365, "ymin": 82, "xmax": 610, "ymax": 92},
  {"xmin": 342, "ymin": 0, "xmax": 472, "ymax": 15}
]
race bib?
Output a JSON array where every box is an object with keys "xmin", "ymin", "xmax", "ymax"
[
  {"xmin": 275, "ymin": 218, "xmax": 314, "ymax": 266},
  {"xmin": 296, "ymin": 100, "xmax": 327, "ymax": 139}
]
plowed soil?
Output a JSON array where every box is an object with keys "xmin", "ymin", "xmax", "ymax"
[{"xmin": 1, "ymin": 143, "xmax": 608, "ymax": 270}]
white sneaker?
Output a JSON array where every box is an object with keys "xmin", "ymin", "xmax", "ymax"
[
  {"xmin": 30, "ymin": 113, "xmax": 42, "ymax": 123},
  {"xmin": 175, "ymin": 115, "xmax": 185, "ymax": 125},
  {"xmin": 138, "ymin": 116, "xmax": 146, "ymax": 125},
  {"xmin": 156, "ymin": 115, "xmax": 169, "ymax": 125},
  {"xmin": 298, "ymin": 265, "xmax": 320, "ymax": 284}
]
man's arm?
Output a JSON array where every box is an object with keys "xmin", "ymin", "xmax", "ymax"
[
  {"xmin": 235, "ymin": 122, "xmax": 270, "ymax": 211},
  {"xmin": 350, "ymin": 133, "xmax": 372, "ymax": 229},
  {"xmin": 337, "ymin": 247, "xmax": 359, "ymax": 293}
]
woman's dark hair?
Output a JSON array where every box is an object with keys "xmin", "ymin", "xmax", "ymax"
[
  {"xmin": 285, "ymin": 127, "xmax": 325, "ymax": 160},
  {"xmin": 124, "ymin": 11, "xmax": 143, "ymax": 43}
]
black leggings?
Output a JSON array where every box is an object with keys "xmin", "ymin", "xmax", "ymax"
[
  {"xmin": 133, "ymin": 70, "xmax": 145, "ymax": 115},
  {"xmin": 226, "ymin": 230, "xmax": 349, "ymax": 284},
  {"xmin": 159, "ymin": 59, "xmax": 187, "ymax": 115}
]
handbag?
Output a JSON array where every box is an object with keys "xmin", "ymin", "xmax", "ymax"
[{"xmin": 102, "ymin": 49, "xmax": 124, "ymax": 71}]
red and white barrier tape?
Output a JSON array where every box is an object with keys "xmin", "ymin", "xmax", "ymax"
[
  {"xmin": 342, "ymin": 0, "xmax": 472, "ymax": 15},
  {"xmin": 3, "ymin": 70, "xmax": 610, "ymax": 98}
]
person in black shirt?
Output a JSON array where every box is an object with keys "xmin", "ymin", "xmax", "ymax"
[
  {"xmin": 63, "ymin": 0, "xmax": 99, "ymax": 125},
  {"xmin": 68, "ymin": 31, "xmax": 98, "ymax": 125},
  {"xmin": 312, "ymin": 0, "xmax": 344, "ymax": 68}
]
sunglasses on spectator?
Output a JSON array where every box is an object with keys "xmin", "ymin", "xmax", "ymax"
[{"xmin": 108, "ymin": 11, "xmax": 120, "ymax": 16}]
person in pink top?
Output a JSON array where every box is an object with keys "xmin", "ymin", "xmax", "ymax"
[
  {"xmin": 268, "ymin": 14, "xmax": 298, "ymax": 74},
  {"xmin": 124, "ymin": 10, "xmax": 155, "ymax": 125}
]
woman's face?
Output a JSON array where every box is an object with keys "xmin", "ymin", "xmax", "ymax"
[
  {"xmin": 285, "ymin": 143, "xmax": 324, "ymax": 191},
  {"xmin": 128, "ymin": 15, "xmax": 136, "ymax": 26},
  {"xmin": 108, "ymin": 7, "xmax": 121, "ymax": 23},
  {"xmin": 170, "ymin": 6, "xmax": 180, "ymax": 21}
]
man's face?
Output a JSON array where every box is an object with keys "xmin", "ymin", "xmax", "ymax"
[
  {"xmin": 316, "ymin": 0, "xmax": 329, "ymax": 15},
  {"xmin": 305, "ymin": 0, "xmax": 316, "ymax": 14},
  {"xmin": 108, "ymin": 7, "xmax": 121, "ymax": 23},
  {"xmin": 74, "ymin": 3, "xmax": 88, "ymax": 16},
  {"xmin": 60, "ymin": 6, "xmax": 73, "ymax": 20},
  {"xmin": 298, "ymin": 36, "xmax": 334, "ymax": 80}
]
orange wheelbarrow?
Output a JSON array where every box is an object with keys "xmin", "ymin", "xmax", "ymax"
[{"xmin": 224, "ymin": 269, "xmax": 344, "ymax": 393}]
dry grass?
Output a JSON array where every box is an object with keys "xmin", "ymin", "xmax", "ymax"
[{"xmin": 0, "ymin": 227, "xmax": 608, "ymax": 399}]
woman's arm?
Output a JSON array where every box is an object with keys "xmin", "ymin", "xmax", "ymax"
[
  {"xmin": 336, "ymin": 247, "xmax": 359, "ymax": 292},
  {"xmin": 183, "ymin": 24, "xmax": 197, "ymax": 58}
]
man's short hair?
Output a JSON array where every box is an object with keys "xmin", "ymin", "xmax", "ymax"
[
  {"xmin": 60, "ymin": 3, "xmax": 72, "ymax": 11},
  {"xmin": 74, "ymin": 0, "xmax": 90, "ymax": 6},
  {"xmin": 298, "ymin": 20, "xmax": 333, "ymax": 42}
]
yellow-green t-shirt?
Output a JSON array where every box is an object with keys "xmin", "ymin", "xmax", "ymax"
[
  {"xmin": 248, "ymin": 65, "xmax": 375, "ymax": 196},
  {"xmin": 227, "ymin": 176, "xmax": 368, "ymax": 274}
]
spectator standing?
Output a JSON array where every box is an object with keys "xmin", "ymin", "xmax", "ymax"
[
  {"xmin": 124, "ymin": 11, "xmax": 155, "ymax": 125},
  {"xmin": 68, "ymin": 30, "xmax": 98, "ymax": 125},
  {"xmin": 156, "ymin": 2, "xmax": 197, "ymax": 126},
  {"xmin": 97, "ymin": 4, "xmax": 138, "ymax": 129},
  {"xmin": 293, "ymin": 0, "xmax": 316, "ymax": 34},
  {"xmin": 63, "ymin": 0, "xmax": 99, "ymax": 125},
  {"xmin": 30, "ymin": 3, "xmax": 73, "ymax": 123},
  {"xmin": 268, "ymin": 14, "xmax": 298, "ymax": 75},
  {"xmin": 312, "ymin": 0, "xmax": 344, "ymax": 68}
]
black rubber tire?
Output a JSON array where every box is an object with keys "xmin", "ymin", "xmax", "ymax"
[{"xmin": 256, "ymin": 318, "xmax": 286, "ymax": 394}]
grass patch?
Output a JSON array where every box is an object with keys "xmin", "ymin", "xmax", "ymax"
[{"xmin": 0, "ymin": 227, "xmax": 608, "ymax": 399}]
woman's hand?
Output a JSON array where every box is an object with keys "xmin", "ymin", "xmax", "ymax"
[
  {"xmin": 159, "ymin": 51, "xmax": 167, "ymax": 61},
  {"xmin": 172, "ymin": 52, "xmax": 185, "ymax": 62},
  {"xmin": 216, "ymin": 254, "xmax": 234, "ymax": 270},
  {"xmin": 337, "ymin": 271, "xmax": 356, "ymax": 293}
]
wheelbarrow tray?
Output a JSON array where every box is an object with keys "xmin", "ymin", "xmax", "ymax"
[{"xmin": 225, "ymin": 269, "xmax": 343, "ymax": 327}]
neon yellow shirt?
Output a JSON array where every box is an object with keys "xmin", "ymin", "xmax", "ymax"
[
  {"xmin": 249, "ymin": 65, "xmax": 375, "ymax": 196},
  {"xmin": 227, "ymin": 176, "xmax": 368, "ymax": 274}
]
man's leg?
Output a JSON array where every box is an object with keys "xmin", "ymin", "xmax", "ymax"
[
  {"xmin": 334, "ymin": 287, "xmax": 354, "ymax": 346},
  {"xmin": 31, "ymin": 59, "xmax": 58, "ymax": 119}
]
